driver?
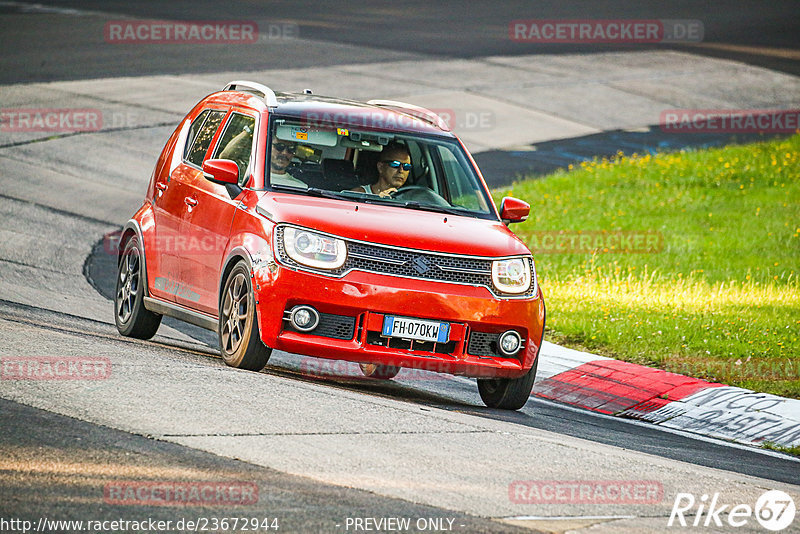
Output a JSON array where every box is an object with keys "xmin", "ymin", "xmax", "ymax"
[
  {"xmin": 270, "ymin": 140, "xmax": 307, "ymax": 188},
  {"xmin": 353, "ymin": 142, "xmax": 411, "ymax": 197}
]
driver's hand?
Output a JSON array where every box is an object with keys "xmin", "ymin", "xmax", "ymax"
[{"xmin": 378, "ymin": 188, "xmax": 397, "ymax": 198}]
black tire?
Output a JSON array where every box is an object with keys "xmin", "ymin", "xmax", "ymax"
[
  {"xmin": 477, "ymin": 356, "xmax": 539, "ymax": 410},
  {"xmin": 219, "ymin": 262, "xmax": 271, "ymax": 371},
  {"xmin": 114, "ymin": 236, "xmax": 161, "ymax": 339},
  {"xmin": 359, "ymin": 363, "xmax": 400, "ymax": 380}
]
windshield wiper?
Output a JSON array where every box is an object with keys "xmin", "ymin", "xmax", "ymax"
[
  {"xmin": 269, "ymin": 183, "xmax": 307, "ymax": 193},
  {"xmin": 305, "ymin": 187, "xmax": 355, "ymax": 200},
  {"xmin": 271, "ymin": 185, "xmax": 387, "ymax": 204},
  {"xmin": 306, "ymin": 188, "xmax": 399, "ymax": 204},
  {"xmin": 270, "ymin": 184, "xmax": 350, "ymax": 200},
  {"xmin": 399, "ymin": 201, "xmax": 473, "ymax": 217}
]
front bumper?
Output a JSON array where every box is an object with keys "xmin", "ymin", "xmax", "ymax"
[{"xmin": 252, "ymin": 263, "xmax": 545, "ymax": 379}]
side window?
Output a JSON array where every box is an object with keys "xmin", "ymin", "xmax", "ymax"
[
  {"xmin": 213, "ymin": 113, "xmax": 256, "ymax": 184},
  {"xmin": 183, "ymin": 110, "xmax": 209, "ymax": 160},
  {"xmin": 185, "ymin": 110, "xmax": 226, "ymax": 167}
]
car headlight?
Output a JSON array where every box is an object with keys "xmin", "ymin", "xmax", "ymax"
[
  {"xmin": 492, "ymin": 257, "xmax": 532, "ymax": 294},
  {"xmin": 283, "ymin": 227, "xmax": 347, "ymax": 269}
]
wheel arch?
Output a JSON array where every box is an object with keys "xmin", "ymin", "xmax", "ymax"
[
  {"xmin": 119, "ymin": 219, "xmax": 150, "ymax": 297},
  {"xmin": 218, "ymin": 247, "xmax": 254, "ymax": 309},
  {"xmin": 534, "ymin": 290, "xmax": 546, "ymax": 362},
  {"xmin": 218, "ymin": 247, "xmax": 274, "ymax": 356}
]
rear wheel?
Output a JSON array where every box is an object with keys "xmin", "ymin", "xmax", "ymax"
[
  {"xmin": 477, "ymin": 356, "xmax": 538, "ymax": 410},
  {"xmin": 219, "ymin": 262, "xmax": 271, "ymax": 371},
  {"xmin": 114, "ymin": 236, "xmax": 161, "ymax": 339},
  {"xmin": 359, "ymin": 363, "xmax": 400, "ymax": 380}
]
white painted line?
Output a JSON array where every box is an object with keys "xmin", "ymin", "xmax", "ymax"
[
  {"xmin": 0, "ymin": 1, "xmax": 114, "ymax": 16},
  {"xmin": 503, "ymin": 515, "xmax": 636, "ymax": 521}
]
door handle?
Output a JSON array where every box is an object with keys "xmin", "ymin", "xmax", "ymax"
[
  {"xmin": 155, "ymin": 182, "xmax": 167, "ymax": 191},
  {"xmin": 184, "ymin": 196, "xmax": 198, "ymax": 207}
]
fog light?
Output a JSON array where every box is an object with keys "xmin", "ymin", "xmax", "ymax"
[
  {"xmin": 498, "ymin": 330, "xmax": 522, "ymax": 356},
  {"xmin": 290, "ymin": 305, "xmax": 319, "ymax": 332}
]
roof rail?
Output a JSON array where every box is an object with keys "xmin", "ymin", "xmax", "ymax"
[
  {"xmin": 223, "ymin": 80, "xmax": 279, "ymax": 109},
  {"xmin": 366, "ymin": 99, "xmax": 451, "ymax": 132}
]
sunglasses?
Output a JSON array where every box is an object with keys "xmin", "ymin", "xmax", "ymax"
[
  {"xmin": 273, "ymin": 143, "xmax": 297, "ymax": 153},
  {"xmin": 381, "ymin": 160, "xmax": 412, "ymax": 171}
]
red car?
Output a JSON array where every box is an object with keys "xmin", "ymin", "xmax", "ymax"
[{"xmin": 114, "ymin": 81, "xmax": 545, "ymax": 409}]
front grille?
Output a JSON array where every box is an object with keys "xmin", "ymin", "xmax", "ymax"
[
  {"xmin": 366, "ymin": 330, "xmax": 457, "ymax": 355},
  {"xmin": 275, "ymin": 225, "xmax": 536, "ymax": 298},
  {"xmin": 284, "ymin": 311, "xmax": 356, "ymax": 340}
]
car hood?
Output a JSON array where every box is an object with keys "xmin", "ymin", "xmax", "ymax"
[{"xmin": 255, "ymin": 193, "xmax": 531, "ymax": 258}]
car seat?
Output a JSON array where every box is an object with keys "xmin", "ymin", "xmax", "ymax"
[{"xmin": 322, "ymin": 158, "xmax": 360, "ymax": 191}]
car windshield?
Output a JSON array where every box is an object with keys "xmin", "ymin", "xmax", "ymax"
[{"xmin": 265, "ymin": 118, "xmax": 496, "ymax": 219}]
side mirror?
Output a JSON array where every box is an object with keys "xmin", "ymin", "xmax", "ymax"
[
  {"xmin": 202, "ymin": 159, "xmax": 240, "ymax": 185},
  {"xmin": 499, "ymin": 196, "xmax": 530, "ymax": 225}
]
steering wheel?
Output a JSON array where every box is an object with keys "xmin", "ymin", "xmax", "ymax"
[{"xmin": 390, "ymin": 186, "xmax": 450, "ymax": 207}]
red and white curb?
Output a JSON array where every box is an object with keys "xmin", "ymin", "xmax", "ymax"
[{"xmin": 534, "ymin": 342, "xmax": 800, "ymax": 449}]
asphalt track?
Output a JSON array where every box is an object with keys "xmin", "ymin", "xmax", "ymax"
[
  {"xmin": 2, "ymin": 1, "xmax": 799, "ymax": 533},
  {"xmin": 2, "ymin": 0, "xmax": 799, "ymax": 82},
  {"xmin": 0, "ymin": 396, "xmax": 529, "ymax": 533}
]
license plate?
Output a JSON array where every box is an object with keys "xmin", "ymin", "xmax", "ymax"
[{"xmin": 382, "ymin": 315, "xmax": 450, "ymax": 343}]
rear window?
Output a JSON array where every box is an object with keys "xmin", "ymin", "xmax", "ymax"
[{"xmin": 185, "ymin": 110, "xmax": 225, "ymax": 167}]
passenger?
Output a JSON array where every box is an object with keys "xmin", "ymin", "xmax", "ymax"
[
  {"xmin": 269, "ymin": 141, "xmax": 307, "ymax": 188},
  {"xmin": 217, "ymin": 124, "xmax": 254, "ymax": 182},
  {"xmin": 353, "ymin": 142, "xmax": 411, "ymax": 197}
]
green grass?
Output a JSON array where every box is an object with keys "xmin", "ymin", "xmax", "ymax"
[
  {"xmin": 494, "ymin": 134, "xmax": 800, "ymax": 398},
  {"xmin": 763, "ymin": 441, "xmax": 800, "ymax": 457}
]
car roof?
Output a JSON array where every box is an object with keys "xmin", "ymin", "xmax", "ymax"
[{"xmin": 203, "ymin": 82, "xmax": 455, "ymax": 137}]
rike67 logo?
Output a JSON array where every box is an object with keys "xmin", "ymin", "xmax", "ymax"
[{"xmin": 669, "ymin": 490, "xmax": 796, "ymax": 531}]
